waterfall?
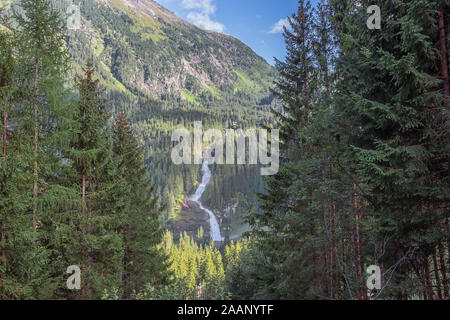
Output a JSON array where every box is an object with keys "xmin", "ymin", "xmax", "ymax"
[{"xmin": 190, "ymin": 160, "xmax": 224, "ymax": 242}]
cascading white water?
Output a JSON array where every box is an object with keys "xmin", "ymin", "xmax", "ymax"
[{"xmin": 190, "ymin": 160, "xmax": 224, "ymax": 242}]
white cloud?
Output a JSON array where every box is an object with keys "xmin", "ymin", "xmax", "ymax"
[
  {"xmin": 269, "ymin": 18, "xmax": 290, "ymax": 34},
  {"xmin": 180, "ymin": 0, "xmax": 225, "ymax": 33},
  {"xmin": 186, "ymin": 12, "xmax": 225, "ymax": 33},
  {"xmin": 182, "ymin": 0, "xmax": 215, "ymax": 14}
]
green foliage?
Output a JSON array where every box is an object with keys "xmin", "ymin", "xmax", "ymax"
[
  {"xmin": 58, "ymin": 63, "xmax": 127, "ymax": 299},
  {"xmin": 1, "ymin": 0, "xmax": 79, "ymax": 299},
  {"xmin": 113, "ymin": 111, "xmax": 170, "ymax": 298},
  {"xmin": 243, "ymin": 0, "xmax": 450, "ymax": 300},
  {"xmin": 0, "ymin": 1, "xmax": 170, "ymax": 299},
  {"xmin": 247, "ymin": 0, "xmax": 339, "ymax": 299},
  {"xmin": 2, "ymin": 0, "xmax": 448, "ymax": 301},
  {"xmin": 329, "ymin": 0, "xmax": 449, "ymax": 298},
  {"xmin": 163, "ymin": 231, "xmax": 228, "ymax": 300}
]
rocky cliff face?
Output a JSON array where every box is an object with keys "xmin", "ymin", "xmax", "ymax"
[{"xmin": 62, "ymin": 0, "xmax": 275, "ymax": 107}]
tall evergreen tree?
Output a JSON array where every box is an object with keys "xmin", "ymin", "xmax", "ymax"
[
  {"xmin": 64, "ymin": 64, "xmax": 125, "ymax": 299},
  {"xmin": 0, "ymin": 14, "xmax": 13, "ymax": 288},
  {"xmin": 13, "ymin": 0, "xmax": 74, "ymax": 231},
  {"xmin": 112, "ymin": 111, "xmax": 170, "ymax": 298},
  {"xmin": 0, "ymin": 14, "xmax": 36, "ymax": 299},
  {"xmin": 329, "ymin": 0, "xmax": 450, "ymax": 299},
  {"xmin": 248, "ymin": 0, "xmax": 330, "ymax": 299},
  {"xmin": 1, "ymin": 0, "xmax": 77, "ymax": 298}
]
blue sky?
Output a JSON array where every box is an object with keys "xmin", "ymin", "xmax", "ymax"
[{"xmin": 156, "ymin": 0, "xmax": 318, "ymax": 65}]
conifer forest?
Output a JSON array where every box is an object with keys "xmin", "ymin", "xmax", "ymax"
[{"xmin": 0, "ymin": 0, "xmax": 449, "ymax": 301}]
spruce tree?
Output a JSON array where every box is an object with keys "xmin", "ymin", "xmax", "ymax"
[
  {"xmin": 248, "ymin": 0, "xmax": 372, "ymax": 299},
  {"xmin": 64, "ymin": 64, "xmax": 125, "ymax": 299},
  {"xmin": 249, "ymin": 0, "xmax": 330, "ymax": 299},
  {"xmin": 329, "ymin": 0, "xmax": 450, "ymax": 299},
  {"xmin": 0, "ymin": 15, "xmax": 13, "ymax": 285},
  {"xmin": 13, "ymin": 0, "xmax": 74, "ymax": 230},
  {"xmin": 1, "ymin": 0, "xmax": 77, "ymax": 298},
  {"xmin": 112, "ymin": 111, "xmax": 170, "ymax": 298},
  {"xmin": 0, "ymin": 14, "xmax": 36, "ymax": 299}
]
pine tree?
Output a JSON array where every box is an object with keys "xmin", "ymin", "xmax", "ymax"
[
  {"xmin": 438, "ymin": 1, "xmax": 450, "ymax": 299},
  {"xmin": 329, "ymin": 0, "xmax": 450, "ymax": 299},
  {"xmin": 13, "ymin": 0, "xmax": 74, "ymax": 230},
  {"xmin": 0, "ymin": 14, "xmax": 13, "ymax": 287},
  {"xmin": 112, "ymin": 111, "xmax": 170, "ymax": 298},
  {"xmin": 249, "ymin": 0, "xmax": 335, "ymax": 299},
  {"xmin": 0, "ymin": 14, "xmax": 36, "ymax": 299},
  {"xmin": 63, "ymin": 64, "xmax": 125, "ymax": 299},
  {"xmin": 1, "ymin": 0, "xmax": 77, "ymax": 298}
]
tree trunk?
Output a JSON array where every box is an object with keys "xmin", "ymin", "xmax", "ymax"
[
  {"xmin": 432, "ymin": 248, "xmax": 443, "ymax": 300},
  {"xmin": 331, "ymin": 204, "xmax": 339, "ymax": 298},
  {"xmin": 353, "ymin": 183, "xmax": 363, "ymax": 299},
  {"xmin": 323, "ymin": 238, "xmax": 330, "ymax": 298},
  {"xmin": 2, "ymin": 111, "xmax": 6, "ymax": 158},
  {"xmin": 32, "ymin": 56, "xmax": 39, "ymax": 230},
  {"xmin": 329, "ymin": 163, "xmax": 339, "ymax": 298},
  {"xmin": 86, "ymin": 204, "xmax": 93, "ymax": 299},
  {"xmin": 424, "ymin": 256, "xmax": 435, "ymax": 300},
  {"xmin": 312, "ymin": 243, "xmax": 318, "ymax": 289},
  {"xmin": 81, "ymin": 200, "xmax": 92, "ymax": 300},
  {"xmin": 438, "ymin": 242, "xmax": 449, "ymax": 298},
  {"xmin": 377, "ymin": 245, "xmax": 384, "ymax": 296},
  {"xmin": 1, "ymin": 108, "xmax": 7, "ymax": 276},
  {"xmin": 82, "ymin": 174, "xmax": 86, "ymax": 214}
]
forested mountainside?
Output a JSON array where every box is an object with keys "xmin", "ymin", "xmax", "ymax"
[
  {"xmin": 83, "ymin": 0, "xmax": 274, "ymax": 228},
  {"xmin": 1, "ymin": 0, "xmax": 275, "ymax": 229},
  {"xmin": 62, "ymin": 0, "xmax": 277, "ymax": 226}
]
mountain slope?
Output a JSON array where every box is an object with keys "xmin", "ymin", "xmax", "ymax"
[
  {"xmin": 2, "ymin": 0, "xmax": 276, "ymax": 233},
  {"xmin": 64, "ymin": 1, "xmax": 276, "ymax": 223},
  {"xmin": 66, "ymin": 0, "xmax": 275, "ymax": 109}
]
